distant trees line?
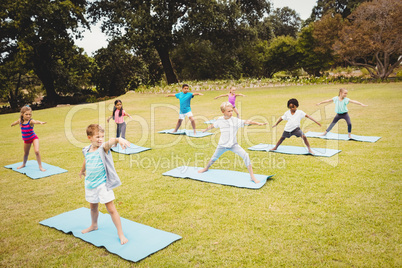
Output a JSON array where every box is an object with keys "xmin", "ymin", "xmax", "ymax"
[{"xmin": 1, "ymin": 0, "xmax": 401, "ymax": 108}]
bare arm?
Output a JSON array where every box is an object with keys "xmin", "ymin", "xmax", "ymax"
[
  {"xmin": 11, "ymin": 119, "xmax": 20, "ymax": 127},
  {"xmin": 244, "ymin": 120, "xmax": 267, "ymax": 126},
  {"xmin": 30, "ymin": 119, "xmax": 47, "ymax": 125},
  {"xmin": 214, "ymin": 94, "xmax": 228, "ymax": 99},
  {"xmin": 166, "ymin": 94, "xmax": 176, "ymax": 97},
  {"xmin": 272, "ymin": 118, "xmax": 283, "ymax": 128},
  {"xmin": 349, "ymin": 99, "xmax": 368, "ymax": 107},
  {"xmin": 193, "ymin": 92, "xmax": 204, "ymax": 96},
  {"xmin": 124, "ymin": 111, "xmax": 133, "ymax": 119},
  {"xmin": 305, "ymin": 115, "xmax": 321, "ymax": 127},
  {"xmin": 316, "ymin": 99, "xmax": 333, "ymax": 106},
  {"xmin": 103, "ymin": 137, "xmax": 131, "ymax": 152},
  {"xmin": 202, "ymin": 124, "xmax": 214, "ymax": 133},
  {"xmin": 79, "ymin": 161, "xmax": 86, "ymax": 179},
  {"xmin": 235, "ymin": 93, "xmax": 246, "ymax": 97},
  {"xmin": 106, "ymin": 115, "xmax": 113, "ymax": 123}
]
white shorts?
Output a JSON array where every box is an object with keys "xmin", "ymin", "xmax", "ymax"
[
  {"xmin": 179, "ymin": 111, "xmax": 193, "ymax": 119},
  {"xmin": 85, "ymin": 183, "xmax": 115, "ymax": 204}
]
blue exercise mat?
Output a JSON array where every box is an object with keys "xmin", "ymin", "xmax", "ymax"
[
  {"xmin": 4, "ymin": 160, "xmax": 68, "ymax": 179},
  {"xmin": 163, "ymin": 166, "xmax": 273, "ymax": 189},
  {"xmin": 40, "ymin": 207, "xmax": 181, "ymax": 262},
  {"xmin": 158, "ymin": 129, "xmax": 213, "ymax": 138},
  {"xmin": 305, "ymin": 131, "xmax": 381, "ymax": 143},
  {"xmin": 204, "ymin": 119, "xmax": 216, "ymax": 124},
  {"xmin": 111, "ymin": 143, "xmax": 151, "ymax": 155},
  {"xmin": 248, "ymin": 143, "xmax": 341, "ymax": 157}
]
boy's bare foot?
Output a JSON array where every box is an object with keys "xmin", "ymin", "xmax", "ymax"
[
  {"xmin": 119, "ymin": 235, "xmax": 129, "ymax": 245},
  {"xmin": 39, "ymin": 167, "xmax": 46, "ymax": 172},
  {"xmin": 348, "ymin": 134, "xmax": 352, "ymax": 139},
  {"xmin": 308, "ymin": 149, "xmax": 315, "ymax": 155},
  {"xmin": 319, "ymin": 132, "xmax": 327, "ymax": 136},
  {"xmin": 251, "ymin": 176, "xmax": 260, "ymax": 184},
  {"xmin": 269, "ymin": 147, "xmax": 277, "ymax": 151},
  {"xmin": 17, "ymin": 164, "xmax": 26, "ymax": 169},
  {"xmin": 81, "ymin": 225, "xmax": 98, "ymax": 234},
  {"xmin": 198, "ymin": 168, "xmax": 208, "ymax": 173}
]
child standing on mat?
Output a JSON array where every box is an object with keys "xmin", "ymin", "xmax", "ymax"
[
  {"xmin": 316, "ymin": 88, "xmax": 367, "ymax": 138},
  {"xmin": 79, "ymin": 124, "xmax": 130, "ymax": 245},
  {"xmin": 107, "ymin": 100, "xmax": 132, "ymax": 139},
  {"xmin": 167, "ymin": 84, "xmax": 203, "ymax": 135},
  {"xmin": 11, "ymin": 106, "xmax": 47, "ymax": 171},
  {"xmin": 214, "ymin": 87, "xmax": 246, "ymax": 117},
  {"xmin": 198, "ymin": 102, "xmax": 266, "ymax": 183},
  {"xmin": 270, "ymin": 98, "xmax": 321, "ymax": 154}
]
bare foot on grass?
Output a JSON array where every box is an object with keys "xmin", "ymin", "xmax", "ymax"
[
  {"xmin": 81, "ymin": 225, "xmax": 98, "ymax": 234},
  {"xmin": 119, "ymin": 235, "xmax": 129, "ymax": 245},
  {"xmin": 198, "ymin": 168, "xmax": 208, "ymax": 173},
  {"xmin": 17, "ymin": 164, "xmax": 25, "ymax": 169}
]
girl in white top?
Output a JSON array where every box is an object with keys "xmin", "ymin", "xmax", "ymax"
[
  {"xmin": 316, "ymin": 88, "xmax": 367, "ymax": 138},
  {"xmin": 271, "ymin": 98, "xmax": 321, "ymax": 154},
  {"xmin": 199, "ymin": 102, "xmax": 267, "ymax": 183}
]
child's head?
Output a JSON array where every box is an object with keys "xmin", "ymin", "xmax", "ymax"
[
  {"xmin": 86, "ymin": 124, "xmax": 105, "ymax": 147},
  {"xmin": 287, "ymin": 98, "xmax": 299, "ymax": 111},
  {"xmin": 229, "ymin": 87, "xmax": 236, "ymax": 94},
  {"xmin": 113, "ymin": 99, "xmax": 123, "ymax": 117},
  {"xmin": 220, "ymin": 102, "xmax": 234, "ymax": 118},
  {"xmin": 20, "ymin": 106, "xmax": 32, "ymax": 122},
  {"xmin": 338, "ymin": 88, "xmax": 348, "ymax": 97},
  {"xmin": 182, "ymin": 84, "xmax": 189, "ymax": 93}
]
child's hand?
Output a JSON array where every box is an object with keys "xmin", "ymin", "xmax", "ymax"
[
  {"xmin": 118, "ymin": 138, "xmax": 131, "ymax": 149},
  {"xmin": 41, "ymin": 122, "xmax": 47, "ymax": 125},
  {"xmin": 272, "ymin": 124, "xmax": 277, "ymax": 128},
  {"xmin": 362, "ymin": 104, "xmax": 368, "ymax": 107},
  {"xmin": 317, "ymin": 122, "xmax": 322, "ymax": 127},
  {"xmin": 214, "ymin": 97, "xmax": 218, "ymax": 99},
  {"xmin": 258, "ymin": 122, "xmax": 267, "ymax": 126},
  {"xmin": 79, "ymin": 171, "xmax": 85, "ymax": 179}
]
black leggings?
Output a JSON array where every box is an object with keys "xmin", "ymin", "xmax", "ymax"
[{"xmin": 326, "ymin": 113, "xmax": 352, "ymax": 133}]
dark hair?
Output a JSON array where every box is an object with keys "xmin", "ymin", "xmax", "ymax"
[
  {"xmin": 112, "ymin": 100, "xmax": 123, "ymax": 119},
  {"xmin": 287, "ymin": 98, "xmax": 299, "ymax": 108},
  {"xmin": 182, "ymin": 84, "xmax": 189, "ymax": 88}
]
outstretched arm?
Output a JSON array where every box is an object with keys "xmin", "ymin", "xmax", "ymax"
[
  {"xmin": 349, "ymin": 99, "xmax": 368, "ymax": 107},
  {"xmin": 272, "ymin": 118, "xmax": 283, "ymax": 128},
  {"xmin": 193, "ymin": 92, "xmax": 204, "ymax": 96},
  {"xmin": 305, "ymin": 115, "xmax": 321, "ymax": 127},
  {"xmin": 79, "ymin": 161, "xmax": 86, "ymax": 179},
  {"xmin": 124, "ymin": 111, "xmax": 133, "ymax": 119},
  {"xmin": 107, "ymin": 115, "xmax": 113, "ymax": 123},
  {"xmin": 30, "ymin": 119, "xmax": 47, "ymax": 125},
  {"xmin": 235, "ymin": 93, "xmax": 246, "ymax": 97},
  {"xmin": 214, "ymin": 94, "xmax": 229, "ymax": 99},
  {"xmin": 11, "ymin": 119, "xmax": 20, "ymax": 127},
  {"xmin": 166, "ymin": 94, "xmax": 176, "ymax": 97},
  {"xmin": 316, "ymin": 99, "xmax": 333, "ymax": 106},
  {"xmin": 202, "ymin": 124, "xmax": 214, "ymax": 133},
  {"xmin": 103, "ymin": 137, "xmax": 131, "ymax": 152},
  {"xmin": 244, "ymin": 120, "xmax": 267, "ymax": 126}
]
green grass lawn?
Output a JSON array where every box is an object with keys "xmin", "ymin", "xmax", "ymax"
[{"xmin": 0, "ymin": 83, "xmax": 401, "ymax": 267}]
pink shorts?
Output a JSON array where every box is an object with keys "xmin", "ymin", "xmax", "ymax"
[{"xmin": 23, "ymin": 136, "xmax": 38, "ymax": 144}]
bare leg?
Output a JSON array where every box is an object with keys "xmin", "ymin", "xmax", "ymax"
[
  {"xmin": 302, "ymin": 135, "xmax": 314, "ymax": 154},
  {"xmin": 199, "ymin": 147, "xmax": 226, "ymax": 173},
  {"xmin": 233, "ymin": 107, "xmax": 240, "ymax": 118},
  {"xmin": 270, "ymin": 137, "xmax": 285, "ymax": 151},
  {"xmin": 17, "ymin": 143, "xmax": 31, "ymax": 169},
  {"xmin": 105, "ymin": 201, "xmax": 128, "ymax": 245},
  {"xmin": 82, "ymin": 203, "xmax": 99, "ymax": 234},
  {"xmin": 32, "ymin": 139, "xmax": 46, "ymax": 171},
  {"xmin": 189, "ymin": 116, "xmax": 196, "ymax": 135},
  {"xmin": 247, "ymin": 165, "xmax": 260, "ymax": 183},
  {"xmin": 173, "ymin": 119, "xmax": 183, "ymax": 132}
]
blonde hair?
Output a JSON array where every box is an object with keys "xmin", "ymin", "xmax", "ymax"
[
  {"xmin": 229, "ymin": 86, "xmax": 236, "ymax": 94},
  {"xmin": 339, "ymin": 88, "xmax": 348, "ymax": 96},
  {"xmin": 86, "ymin": 124, "xmax": 104, "ymax": 137},
  {"xmin": 20, "ymin": 106, "xmax": 32, "ymax": 124},
  {"xmin": 220, "ymin": 101, "xmax": 233, "ymax": 112}
]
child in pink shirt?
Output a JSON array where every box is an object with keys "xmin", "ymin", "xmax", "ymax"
[{"xmin": 107, "ymin": 100, "xmax": 132, "ymax": 139}]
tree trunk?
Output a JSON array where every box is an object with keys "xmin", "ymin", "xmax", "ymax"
[{"xmin": 156, "ymin": 46, "xmax": 179, "ymax": 84}]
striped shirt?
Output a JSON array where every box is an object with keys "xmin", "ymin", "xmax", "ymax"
[
  {"xmin": 84, "ymin": 147, "xmax": 107, "ymax": 189},
  {"xmin": 21, "ymin": 120, "xmax": 38, "ymax": 141}
]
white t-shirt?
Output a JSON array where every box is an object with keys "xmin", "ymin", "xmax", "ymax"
[
  {"xmin": 213, "ymin": 116, "xmax": 245, "ymax": 147},
  {"xmin": 281, "ymin": 110, "xmax": 306, "ymax": 132}
]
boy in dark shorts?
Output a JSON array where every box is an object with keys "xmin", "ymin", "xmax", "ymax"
[{"xmin": 270, "ymin": 98, "xmax": 321, "ymax": 154}]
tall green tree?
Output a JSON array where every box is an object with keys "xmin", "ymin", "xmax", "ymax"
[
  {"xmin": 334, "ymin": 0, "xmax": 402, "ymax": 79},
  {"xmin": 268, "ymin": 7, "xmax": 301, "ymax": 38},
  {"xmin": 1, "ymin": 0, "xmax": 90, "ymax": 105}
]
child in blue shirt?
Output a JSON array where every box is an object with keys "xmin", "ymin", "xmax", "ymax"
[
  {"xmin": 167, "ymin": 84, "xmax": 203, "ymax": 135},
  {"xmin": 79, "ymin": 124, "xmax": 131, "ymax": 245},
  {"xmin": 316, "ymin": 88, "xmax": 367, "ymax": 138}
]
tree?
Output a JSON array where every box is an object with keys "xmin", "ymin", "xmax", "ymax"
[
  {"xmin": 0, "ymin": 0, "xmax": 91, "ymax": 105},
  {"xmin": 334, "ymin": 0, "xmax": 402, "ymax": 79},
  {"xmin": 308, "ymin": 0, "xmax": 368, "ymax": 22},
  {"xmin": 268, "ymin": 7, "xmax": 301, "ymax": 38}
]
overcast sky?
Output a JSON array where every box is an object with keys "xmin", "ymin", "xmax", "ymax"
[{"xmin": 75, "ymin": 0, "xmax": 317, "ymax": 55}]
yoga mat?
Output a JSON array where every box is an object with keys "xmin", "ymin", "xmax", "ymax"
[
  {"xmin": 248, "ymin": 143, "xmax": 341, "ymax": 157},
  {"xmin": 305, "ymin": 131, "xmax": 381, "ymax": 143},
  {"xmin": 40, "ymin": 207, "xmax": 182, "ymax": 262},
  {"xmin": 163, "ymin": 166, "xmax": 273, "ymax": 189},
  {"xmin": 111, "ymin": 143, "xmax": 151, "ymax": 155},
  {"xmin": 158, "ymin": 129, "xmax": 213, "ymax": 138},
  {"xmin": 204, "ymin": 119, "xmax": 216, "ymax": 124},
  {"xmin": 4, "ymin": 160, "xmax": 68, "ymax": 179}
]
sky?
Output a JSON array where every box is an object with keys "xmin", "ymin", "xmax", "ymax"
[{"xmin": 75, "ymin": 0, "xmax": 317, "ymax": 55}]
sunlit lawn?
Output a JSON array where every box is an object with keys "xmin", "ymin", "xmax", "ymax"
[{"xmin": 0, "ymin": 83, "xmax": 401, "ymax": 267}]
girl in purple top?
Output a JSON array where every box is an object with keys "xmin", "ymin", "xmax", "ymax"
[
  {"xmin": 214, "ymin": 87, "xmax": 246, "ymax": 118},
  {"xmin": 11, "ymin": 106, "xmax": 47, "ymax": 171}
]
